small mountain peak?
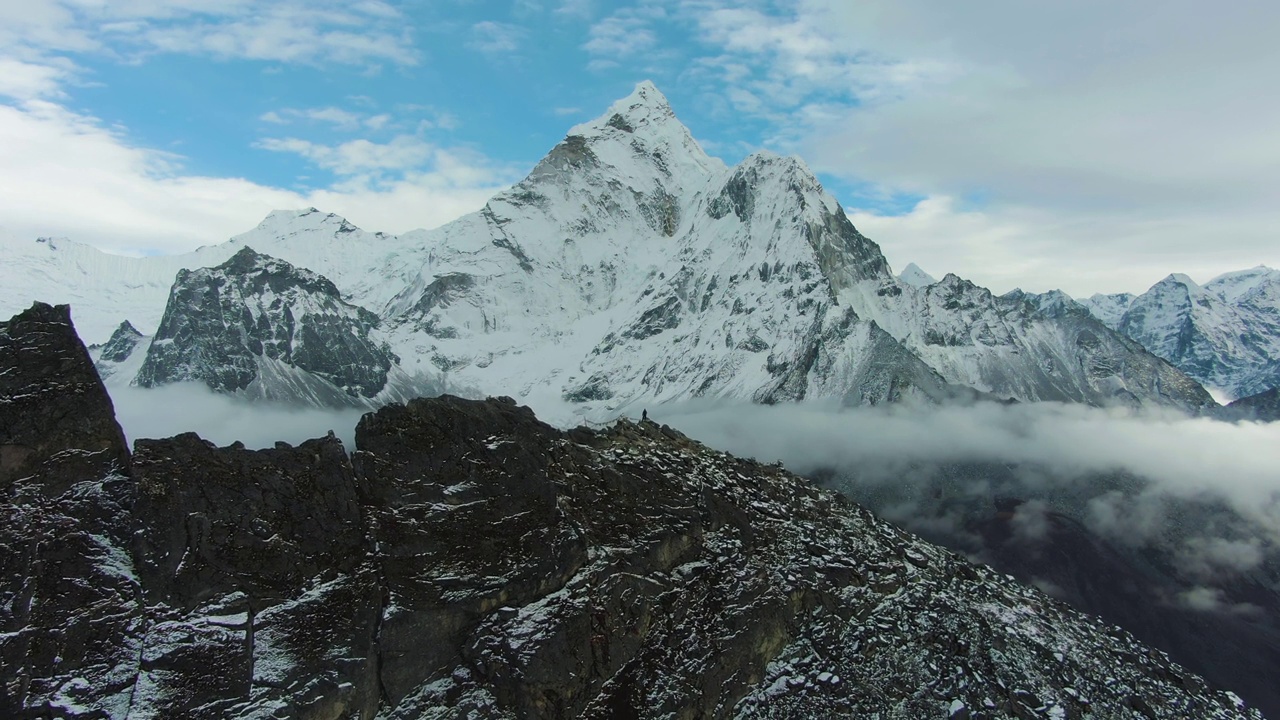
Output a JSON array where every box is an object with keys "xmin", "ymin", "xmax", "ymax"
[
  {"xmin": 1163, "ymin": 272, "xmax": 1198, "ymax": 287},
  {"xmin": 218, "ymin": 246, "xmax": 275, "ymax": 275},
  {"xmin": 572, "ymin": 80, "xmax": 679, "ymax": 138},
  {"xmin": 113, "ymin": 320, "xmax": 141, "ymax": 337},
  {"xmin": 623, "ymin": 80, "xmax": 671, "ymax": 112},
  {"xmin": 899, "ymin": 263, "xmax": 938, "ymax": 288}
]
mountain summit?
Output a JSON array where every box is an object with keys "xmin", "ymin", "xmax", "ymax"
[{"xmin": 0, "ymin": 82, "xmax": 1216, "ymax": 414}]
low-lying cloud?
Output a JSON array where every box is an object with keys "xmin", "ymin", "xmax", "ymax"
[
  {"xmin": 655, "ymin": 399, "xmax": 1280, "ymax": 529},
  {"xmin": 109, "ymin": 382, "xmax": 365, "ymax": 453}
]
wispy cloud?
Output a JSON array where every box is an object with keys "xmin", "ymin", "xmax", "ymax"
[
  {"xmin": 583, "ymin": 11, "xmax": 659, "ymax": 58},
  {"xmin": 0, "ymin": 100, "xmax": 514, "ymax": 254},
  {"xmin": 0, "ymin": 1, "xmax": 419, "ymax": 75},
  {"xmin": 468, "ymin": 20, "xmax": 526, "ymax": 54},
  {"xmin": 260, "ymin": 107, "xmax": 366, "ymax": 131},
  {"xmin": 255, "ymin": 135, "xmax": 437, "ymax": 176}
]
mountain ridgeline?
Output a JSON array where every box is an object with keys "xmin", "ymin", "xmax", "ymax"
[
  {"xmin": 0, "ymin": 301, "xmax": 1265, "ymax": 719},
  {"xmin": 1081, "ymin": 267, "xmax": 1280, "ymax": 401},
  {"xmin": 3, "ymin": 81, "xmax": 1223, "ymax": 414}
]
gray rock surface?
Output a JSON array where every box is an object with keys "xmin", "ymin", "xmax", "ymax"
[{"xmin": 135, "ymin": 247, "xmax": 405, "ymax": 407}]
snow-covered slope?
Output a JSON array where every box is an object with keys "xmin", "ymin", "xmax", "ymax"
[
  {"xmin": 1078, "ymin": 291, "xmax": 1136, "ymax": 328},
  {"xmin": 0, "ymin": 81, "xmax": 1217, "ymax": 414},
  {"xmin": 1081, "ymin": 268, "xmax": 1280, "ymax": 400}
]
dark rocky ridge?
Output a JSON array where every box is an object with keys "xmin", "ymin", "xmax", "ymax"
[
  {"xmin": 0, "ymin": 302, "xmax": 1265, "ymax": 718},
  {"xmin": 823, "ymin": 461, "xmax": 1280, "ymax": 718},
  {"xmin": 1224, "ymin": 387, "xmax": 1280, "ymax": 422},
  {"xmin": 99, "ymin": 320, "xmax": 144, "ymax": 364},
  {"xmin": 0, "ymin": 303, "xmax": 130, "ymax": 490}
]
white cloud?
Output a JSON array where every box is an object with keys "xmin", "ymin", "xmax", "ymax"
[
  {"xmin": 110, "ymin": 382, "xmax": 364, "ymax": 450},
  {"xmin": 256, "ymin": 135, "xmax": 437, "ymax": 175},
  {"xmin": 674, "ymin": 0, "xmax": 1280, "ymax": 294},
  {"xmin": 0, "ymin": 1, "xmax": 417, "ymax": 69},
  {"xmin": 849, "ymin": 195, "xmax": 1280, "ymax": 296},
  {"xmin": 0, "ymin": 57, "xmax": 75, "ymax": 100},
  {"xmin": 584, "ymin": 12, "xmax": 658, "ymax": 58},
  {"xmin": 468, "ymin": 20, "xmax": 526, "ymax": 54},
  {"xmin": 0, "ymin": 100, "xmax": 514, "ymax": 255},
  {"xmin": 259, "ymin": 107, "xmax": 366, "ymax": 131},
  {"xmin": 555, "ymin": 0, "xmax": 594, "ymax": 20}
]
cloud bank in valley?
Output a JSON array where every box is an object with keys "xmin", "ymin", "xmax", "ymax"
[
  {"xmin": 108, "ymin": 382, "xmax": 366, "ymax": 453},
  {"xmin": 656, "ymin": 399, "xmax": 1280, "ymax": 527}
]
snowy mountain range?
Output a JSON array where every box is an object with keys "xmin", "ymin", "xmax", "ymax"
[
  {"xmin": 0, "ymin": 82, "xmax": 1220, "ymax": 415},
  {"xmin": 1080, "ymin": 267, "xmax": 1280, "ymax": 401}
]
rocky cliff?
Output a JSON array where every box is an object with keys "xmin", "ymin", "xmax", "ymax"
[
  {"xmin": 134, "ymin": 247, "xmax": 436, "ymax": 407},
  {"xmin": 0, "ymin": 302, "xmax": 1265, "ymax": 718}
]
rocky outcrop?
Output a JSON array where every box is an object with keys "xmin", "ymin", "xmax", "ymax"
[
  {"xmin": 134, "ymin": 247, "xmax": 422, "ymax": 407},
  {"xmin": 0, "ymin": 303, "xmax": 138, "ymax": 717},
  {"xmin": 0, "ymin": 302, "xmax": 130, "ymax": 489},
  {"xmin": 1224, "ymin": 386, "xmax": 1280, "ymax": 422},
  {"xmin": 1, "ymin": 305, "xmax": 1268, "ymax": 718}
]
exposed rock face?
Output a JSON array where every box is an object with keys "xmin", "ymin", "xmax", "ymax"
[
  {"xmin": 0, "ymin": 304, "xmax": 1266, "ymax": 718},
  {"xmin": 1, "ymin": 303, "xmax": 138, "ymax": 717},
  {"xmin": 135, "ymin": 247, "xmax": 422, "ymax": 407},
  {"xmin": 99, "ymin": 320, "xmax": 145, "ymax": 364},
  {"xmin": 1224, "ymin": 386, "xmax": 1280, "ymax": 422},
  {"xmin": 90, "ymin": 319, "xmax": 148, "ymax": 385},
  {"xmin": 0, "ymin": 302, "xmax": 130, "ymax": 488}
]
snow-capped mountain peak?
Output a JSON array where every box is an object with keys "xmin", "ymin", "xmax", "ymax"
[
  {"xmin": 898, "ymin": 262, "xmax": 938, "ymax": 288},
  {"xmin": 1206, "ymin": 264, "xmax": 1280, "ymax": 303},
  {"xmin": 0, "ymin": 82, "xmax": 1221, "ymax": 415}
]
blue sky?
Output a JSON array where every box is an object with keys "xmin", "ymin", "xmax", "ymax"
[{"xmin": 1, "ymin": 1, "xmax": 1278, "ymax": 295}]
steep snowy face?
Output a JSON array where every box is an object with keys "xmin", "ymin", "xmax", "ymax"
[
  {"xmin": 837, "ymin": 272, "xmax": 1216, "ymax": 410},
  {"xmin": 1205, "ymin": 265, "xmax": 1280, "ymax": 304},
  {"xmin": 1112, "ymin": 272, "xmax": 1280, "ymax": 399},
  {"xmin": 134, "ymin": 247, "xmax": 418, "ymax": 406},
  {"xmin": 553, "ymin": 151, "xmax": 948, "ymax": 408},
  {"xmin": 373, "ymin": 86, "xmax": 937, "ymax": 411}
]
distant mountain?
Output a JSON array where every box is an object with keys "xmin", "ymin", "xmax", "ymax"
[
  {"xmin": 0, "ymin": 301, "xmax": 1264, "ymax": 719},
  {"xmin": 0, "ymin": 81, "xmax": 1215, "ymax": 414},
  {"xmin": 133, "ymin": 247, "xmax": 438, "ymax": 407},
  {"xmin": 1081, "ymin": 267, "xmax": 1280, "ymax": 400},
  {"xmin": 89, "ymin": 319, "xmax": 147, "ymax": 383},
  {"xmin": 897, "ymin": 262, "xmax": 937, "ymax": 288}
]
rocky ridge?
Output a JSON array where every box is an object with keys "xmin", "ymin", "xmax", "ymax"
[{"xmin": 0, "ymin": 301, "xmax": 1265, "ymax": 718}]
